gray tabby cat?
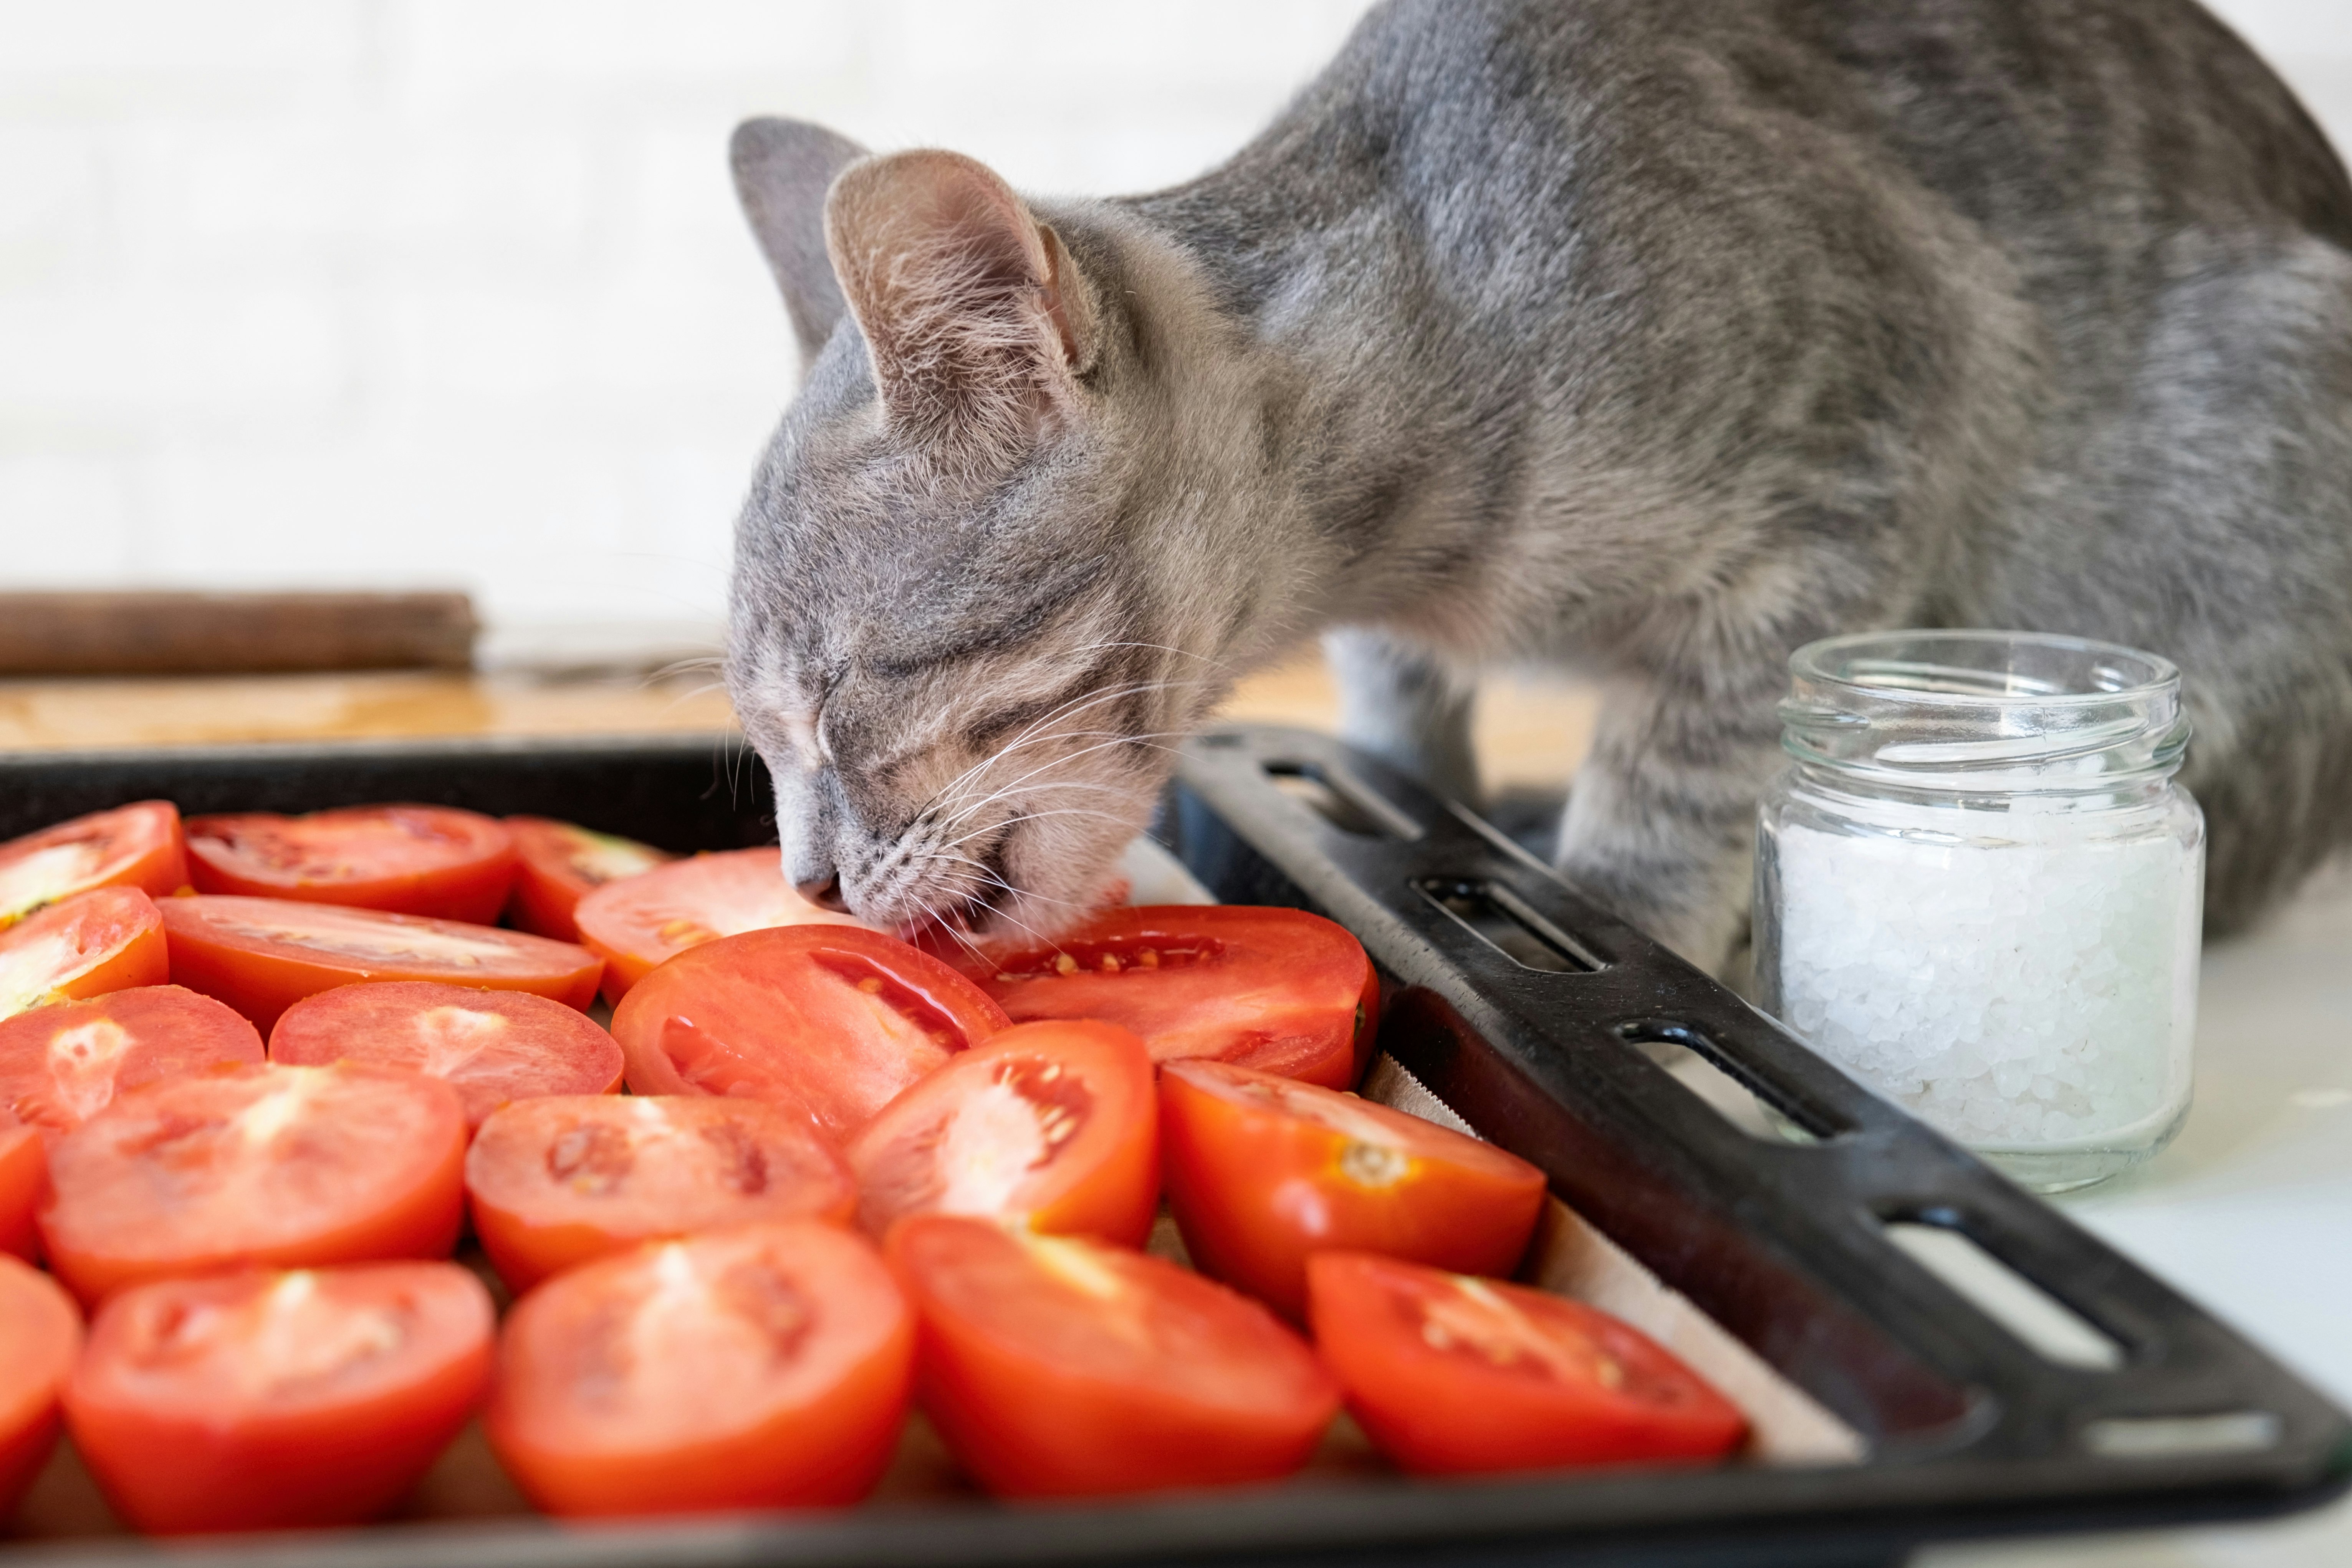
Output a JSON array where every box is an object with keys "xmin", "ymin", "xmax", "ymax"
[{"xmin": 722, "ymin": 0, "xmax": 2352, "ymax": 971}]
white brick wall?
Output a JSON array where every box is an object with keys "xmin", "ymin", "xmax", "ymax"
[{"xmin": 0, "ymin": 1, "xmax": 2342, "ymax": 664}]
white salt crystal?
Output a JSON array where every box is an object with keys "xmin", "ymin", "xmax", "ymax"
[{"xmin": 1771, "ymin": 803, "xmax": 2198, "ymax": 1154}]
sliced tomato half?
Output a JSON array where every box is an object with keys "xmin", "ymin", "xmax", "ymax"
[
  {"xmin": 0, "ymin": 985, "xmax": 265, "ymax": 1140},
  {"xmin": 268, "ymin": 980, "xmax": 622, "ymax": 1129},
  {"xmin": 0, "ymin": 1124, "xmax": 43, "ymax": 1262},
  {"xmin": 887, "ymin": 1215, "xmax": 1339, "ymax": 1498},
  {"xmin": 502, "ymin": 816, "xmax": 675, "ymax": 944},
  {"xmin": 65, "ymin": 1262, "xmax": 493, "ymax": 1533},
  {"xmin": 848, "ymin": 1020, "xmax": 1157, "ymax": 1245},
  {"xmin": 465, "ymin": 1095, "xmax": 857, "ymax": 1293},
  {"xmin": 611, "ymin": 925, "xmax": 1007, "ymax": 1142},
  {"xmin": 0, "ymin": 801, "xmax": 187, "ymax": 926},
  {"xmin": 1161, "ymin": 1058, "xmax": 1547, "ymax": 1319},
  {"xmin": 0, "ymin": 887, "xmax": 169, "ymax": 1024},
  {"xmin": 184, "ymin": 805, "xmax": 518, "ymax": 924},
  {"xmin": 486, "ymin": 1221, "xmax": 915, "ymax": 1515},
  {"xmin": 574, "ymin": 847, "xmax": 867, "ymax": 1003},
  {"xmin": 157, "ymin": 894, "xmax": 602, "ymax": 1031},
  {"xmin": 962, "ymin": 906, "xmax": 1377, "ymax": 1089},
  {"xmin": 38, "ymin": 1061, "xmax": 468, "ymax": 1304},
  {"xmin": 0, "ymin": 1256, "xmax": 81, "ymax": 1519},
  {"xmin": 1306, "ymin": 1252, "xmax": 1749, "ymax": 1474}
]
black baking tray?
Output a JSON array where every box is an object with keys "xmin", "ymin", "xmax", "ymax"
[{"xmin": 2, "ymin": 725, "xmax": 2345, "ymax": 1568}]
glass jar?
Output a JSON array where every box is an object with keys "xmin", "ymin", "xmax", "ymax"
[{"xmin": 1754, "ymin": 630, "xmax": 2204, "ymax": 1192}]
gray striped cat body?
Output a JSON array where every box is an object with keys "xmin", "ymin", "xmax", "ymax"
[{"xmin": 724, "ymin": 0, "xmax": 2352, "ymax": 969}]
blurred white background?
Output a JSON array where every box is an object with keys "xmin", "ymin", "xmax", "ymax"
[{"xmin": 1, "ymin": 0, "xmax": 2345, "ymax": 666}]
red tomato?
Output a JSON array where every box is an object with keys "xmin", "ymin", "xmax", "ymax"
[
  {"xmin": 0, "ymin": 985, "xmax": 264, "ymax": 1140},
  {"xmin": 1307, "ymin": 1253, "xmax": 1748, "ymax": 1474},
  {"xmin": 0, "ymin": 887, "xmax": 169, "ymax": 1024},
  {"xmin": 157, "ymin": 894, "xmax": 602, "ymax": 1031},
  {"xmin": 502, "ymin": 816, "xmax": 674, "ymax": 944},
  {"xmin": 0, "ymin": 1123, "xmax": 45, "ymax": 1261},
  {"xmin": 268, "ymin": 980, "xmax": 622, "ymax": 1129},
  {"xmin": 848, "ymin": 1020, "xmax": 1157, "ymax": 1245},
  {"xmin": 65, "ymin": 1262, "xmax": 493, "ymax": 1533},
  {"xmin": 611, "ymin": 925, "xmax": 1007, "ymax": 1142},
  {"xmin": 1160, "ymin": 1058, "xmax": 1547, "ymax": 1320},
  {"xmin": 887, "ymin": 1215, "xmax": 1339, "ymax": 1498},
  {"xmin": 465, "ymin": 1095, "xmax": 857, "ymax": 1293},
  {"xmin": 0, "ymin": 1256, "xmax": 81, "ymax": 1518},
  {"xmin": 38, "ymin": 1061, "xmax": 468, "ymax": 1305},
  {"xmin": 962, "ymin": 906, "xmax": 1377, "ymax": 1090},
  {"xmin": 574, "ymin": 847, "xmax": 866, "ymax": 1003},
  {"xmin": 184, "ymin": 805, "xmax": 518, "ymax": 924},
  {"xmin": 486, "ymin": 1221, "xmax": 914, "ymax": 1515},
  {"xmin": 0, "ymin": 801, "xmax": 187, "ymax": 926}
]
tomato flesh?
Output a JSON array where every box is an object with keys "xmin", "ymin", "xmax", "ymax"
[
  {"xmin": 849, "ymin": 1020, "xmax": 1157, "ymax": 1246},
  {"xmin": 185, "ymin": 805, "xmax": 518, "ymax": 924},
  {"xmin": 0, "ymin": 985, "xmax": 265, "ymax": 1140},
  {"xmin": 502, "ymin": 816, "xmax": 674, "ymax": 944},
  {"xmin": 574, "ymin": 847, "xmax": 867, "ymax": 1003},
  {"xmin": 1160, "ymin": 1058, "xmax": 1547, "ymax": 1319},
  {"xmin": 65, "ymin": 1262, "xmax": 493, "ymax": 1533},
  {"xmin": 38, "ymin": 1061, "xmax": 468, "ymax": 1305},
  {"xmin": 0, "ymin": 887, "xmax": 169, "ymax": 1023},
  {"xmin": 0, "ymin": 802, "xmax": 187, "ymax": 926},
  {"xmin": 0, "ymin": 1256, "xmax": 82, "ymax": 1519},
  {"xmin": 487, "ymin": 1221, "xmax": 914, "ymax": 1515},
  {"xmin": 887, "ymin": 1215, "xmax": 1339, "ymax": 1497},
  {"xmin": 963, "ymin": 906, "xmax": 1377, "ymax": 1089},
  {"xmin": 1307, "ymin": 1252, "xmax": 1748, "ymax": 1474},
  {"xmin": 268, "ymin": 980, "xmax": 623, "ymax": 1129},
  {"xmin": 157, "ymin": 894, "xmax": 602, "ymax": 1031},
  {"xmin": 466, "ymin": 1095, "xmax": 857, "ymax": 1293},
  {"xmin": 0, "ymin": 1124, "xmax": 41, "ymax": 1261},
  {"xmin": 611, "ymin": 925, "xmax": 1007, "ymax": 1142}
]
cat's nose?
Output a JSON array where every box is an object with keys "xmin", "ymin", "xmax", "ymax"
[{"xmin": 796, "ymin": 872, "xmax": 850, "ymax": 912}]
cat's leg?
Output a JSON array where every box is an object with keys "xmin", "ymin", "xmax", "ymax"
[
  {"xmin": 1552, "ymin": 670, "xmax": 1786, "ymax": 975},
  {"xmin": 1323, "ymin": 628, "xmax": 1480, "ymax": 804}
]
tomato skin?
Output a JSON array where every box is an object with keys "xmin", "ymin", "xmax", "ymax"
[
  {"xmin": 268, "ymin": 980, "xmax": 623, "ymax": 1129},
  {"xmin": 502, "ymin": 817, "xmax": 674, "ymax": 944},
  {"xmin": 63, "ymin": 1263, "xmax": 493, "ymax": 1533},
  {"xmin": 963, "ymin": 906, "xmax": 1376, "ymax": 1089},
  {"xmin": 0, "ymin": 801, "xmax": 187, "ymax": 926},
  {"xmin": 1160, "ymin": 1058, "xmax": 1548, "ymax": 1320},
  {"xmin": 0, "ymin": 1124, "xmax": 42, "ymax": 1260},
  {"xmin": 38, "ymin": 1061, "xmax": 468, "ymax": 1305},
  {"xmin": 0, "ymin": 985, "xmax": 265, "ymax": 1141},
  {"xmin": 184, "ymin": 805, "xmax": 518, "ymax": 924},
  {"xmin": 0, "ymin": 887, "xmax": 169, "ymax": 1024},
  {"xmin": 486, "ymin": 1222, "xmax": 915, "ymax": 1516},
  {"xmin": 466, "ymin": 1095, "xmax": 857, "ymax": 1293},
  {"xmin": 1306, "ymin": 1253, "xmax": 1748, "ymax": 1475},
  {"xmin": 611, "ymin": 925, "xmax": 1008, "ymax": 1143},
  {"xmin": 849, "ymin": 1020, "xmax": 1158, "ymax": 1246},
  {"xmin": 575, "ymin": 847, "xmax": 867, "ymax": 1003},
  {"xmin": 887, "ymin": 1216, "xmax": 1339, "ymax": 1498},
  {"xmin": 0, "ymin": 1256, "xmax": 81, "ymax": 1518},
  {"xmin": 158, "ymin": 894, "xmax": 602, "ymax": 1031}
]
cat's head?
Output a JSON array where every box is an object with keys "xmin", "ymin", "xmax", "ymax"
[{"xmin": 722, "ymin": 119, "xmax": 1265, "ymax": 944}]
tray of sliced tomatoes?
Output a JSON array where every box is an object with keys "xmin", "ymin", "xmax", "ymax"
[{"xmin": 0, "ymin": 727, "xmax": 2344, "ymax": 1568}]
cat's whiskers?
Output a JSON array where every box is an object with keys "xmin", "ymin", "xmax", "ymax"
[
  {"xmin": 930, "ymin": 805, "xmax": 1134, "ymax": 860},
  {"xmin": 912, "ymin": 676, "xmax": 1207, "ymax": 822},
  {"xmin": 928, "ymin": 728, "xmax": 1190, "ymax": 836}
]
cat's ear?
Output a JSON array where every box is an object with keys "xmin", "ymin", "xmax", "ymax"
[
  {"xmin": 824, "ymin": 149, "xmax": 1099, "ymax": 470},
  {"xmin": 731, "ymin": 117, "xmax": 870, "ymax": 363}
]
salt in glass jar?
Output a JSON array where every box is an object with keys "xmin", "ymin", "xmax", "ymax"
[{"xmin": 1753, "ymin": 630, "xmax": 2203, "ymax": 1192}]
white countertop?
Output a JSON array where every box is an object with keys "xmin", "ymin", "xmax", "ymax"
[{"xmin": 1920, "ymin": 862, "xmax": 2352, "ymax": 1568}]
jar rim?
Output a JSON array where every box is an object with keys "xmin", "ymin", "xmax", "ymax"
[{"xmin": 1789, "ymin": 629, "xmax": 2180, "ymax": 709}]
